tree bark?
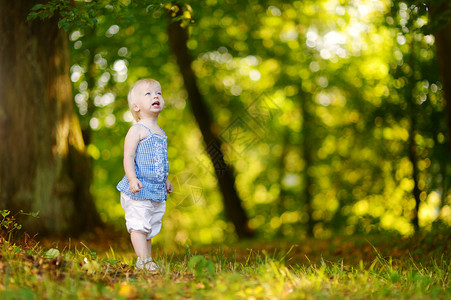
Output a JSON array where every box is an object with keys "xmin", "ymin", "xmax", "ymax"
[
  {"xmin": 275, "ymin": 129, "xmax": 289, "ymax": 238},
  {"xmin": 167, "ymin": 9, "xmax": 254, "ymax": 239},
  {"xmin": 300, "ymin": 92, "xmax": 315, "ymax": 237},
  {"xmin": 408, "ymin": 117, "xmax": 421, "ymax": 232},
  {"xmin": 404, "ymin": 38, "xmax": 421, "ymax": 233},
  {"xmin": 432, "ymin": 4, "xmax": 451, "ymax": 155},
  {"xmin": 0, "ymin": 0, "xmax": 102, "ymax": 236}
]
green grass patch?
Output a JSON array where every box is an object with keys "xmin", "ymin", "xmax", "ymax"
[
  {"xmin": 1, "ymin": 210, "xmax": 450, "ymax": 299},
  {"xmin": 0, "ymin": 231, "xmax": 450, "ymax": 299}
]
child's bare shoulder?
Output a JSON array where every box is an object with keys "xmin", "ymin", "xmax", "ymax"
[{"xmin": 128, "ymin": 124, "xmax": 150, "ymax": 140}]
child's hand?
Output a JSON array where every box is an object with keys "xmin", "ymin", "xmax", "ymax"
[
  {"xmin": 165, "ymin": 179, "xmax": 173, "ymax": 194},
  {"xmin": 129, "ymin": 178, "xmax": 143, "ymax": 193}
]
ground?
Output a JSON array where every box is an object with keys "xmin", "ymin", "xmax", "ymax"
[{"xmin": 1, "ymin": 228, "xmax": 450, "ymax": 299}]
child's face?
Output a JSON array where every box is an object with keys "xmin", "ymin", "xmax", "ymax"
[{"xmin": 133, "ymin": 82, "xmax": 165, "ymax": 118}]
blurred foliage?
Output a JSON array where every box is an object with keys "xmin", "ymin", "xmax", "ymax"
[{"xmin": 34, "ymin": 0, "xmax": 451, "ymax": 245}]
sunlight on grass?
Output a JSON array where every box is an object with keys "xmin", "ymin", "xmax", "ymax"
[{"xmin": 1, "ymin": 233, "xmax": 449, "ymax": 299}]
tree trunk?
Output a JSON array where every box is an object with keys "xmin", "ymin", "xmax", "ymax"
[
  {"xmin": 406, "ymin": 39, "xmax": 421, "ymax": 233},
  {"xmin": 167, "ymin": 8, "xmax": 254, "ymax": 239},
  {"xmin": 408, "ymin": 118, "xmax": 421, "ymax": 232},
  {"xmin": 432, "ymin": 4, "xmax": 451, "ymax": 155},
  {"xmin": 0, "ymin": 0, "xmax": 102, "ymax": 236},
  {"xmin": 300, "ymin": 92, "xmax": 315, "ymax": 237},
  {"xmin": 275, "ymin": 129, "xmax": 289, "ymax": 238}
]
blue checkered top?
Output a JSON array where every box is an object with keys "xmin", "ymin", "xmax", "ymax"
[{"xmin": 117, "ymin": 123, "xmax": 169, "ymax": 202}]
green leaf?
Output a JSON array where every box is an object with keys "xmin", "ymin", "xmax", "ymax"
[
  {"xmin": 1, "ymin": 220, "xmax": 11, "ymax": 228},
  {"xmin": 31, "ymin": 4, "xmax": 47, "ymax": 11},
  {"xmin": 188, "ymin": 255, "xmax": 215, "ymax": 278},
  {"xmin": 44, "ymin": 248, "xmax": 61, "ymax": 259},
  {"xmin": 26, "ymin": 12, "xmax": 38, "ymax": 21},
  {"xmin": 58, "ymin": 19, "xmax": 65, "ymax": 28},
  {"xmin": 103, "ymin": 259, "xmax": 118, "ymax": 265}
]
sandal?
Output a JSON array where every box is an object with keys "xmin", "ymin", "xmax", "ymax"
[{"xmin": 135, "ymin": 257, "xmax": 159, "ymax": 272}]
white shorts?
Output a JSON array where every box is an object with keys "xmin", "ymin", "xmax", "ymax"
[{"xmin": 120, "ymin": 192, "xmax": 166, "ymax": 240}]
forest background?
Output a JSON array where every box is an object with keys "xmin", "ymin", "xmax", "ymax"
[{"xmin": 1, "ymin": 0, "xmax": 451, "ymax": 249}]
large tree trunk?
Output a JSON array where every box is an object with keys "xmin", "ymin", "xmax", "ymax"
[
  {"xmin": 167, "ymin": 8, "xmax": 254, "ymax": 239},
  {"xmin": 0, "ymin": 0, "xmax": 102, "ymax": 236}
]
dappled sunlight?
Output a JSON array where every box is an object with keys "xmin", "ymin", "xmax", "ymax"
[
  {"xmin": 5, "ymin": 0, "xmax": 451, "ymax": 297},
  {"xmin": 61, "ymin": 0, "xmax": 451, "ymax": 244}
]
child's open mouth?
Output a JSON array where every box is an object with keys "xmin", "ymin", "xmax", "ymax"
[{"xmin": 152, "ymin": 101, "xmax": 160, "ymax": 107}]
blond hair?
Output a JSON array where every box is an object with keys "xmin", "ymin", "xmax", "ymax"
[{"xmin": 127, "ymin": 79, "xmax": 161, "ymax": 121}]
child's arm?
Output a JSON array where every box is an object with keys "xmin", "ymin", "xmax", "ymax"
[{"xmin": 124, "ymin": 125, "xmax": 143, "ymax": 193}]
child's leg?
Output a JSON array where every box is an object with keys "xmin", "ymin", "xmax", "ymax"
[
  {"xmin": 130, "ymin": 231, "xmax": 150, "ymax": 258},
  {"xmin": 146, "ymin": 238, "xmax": 152, "ymax": 258},
  {"xmin": 145, "ymin": 200, "xmax": 166, "ymax": 258},
  {"xmin": 132, "ymin": 233, "xmax": 158, "ymax": 271}
]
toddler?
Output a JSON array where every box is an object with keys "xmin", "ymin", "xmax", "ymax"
[{"xmin": 117, "ymin": 78, "xmax": 173, "ymax": 272}]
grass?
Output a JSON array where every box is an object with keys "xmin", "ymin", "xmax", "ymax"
[{"xmin": 0, "ymin": 229, "xmax": 450, "ymax": 299}]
